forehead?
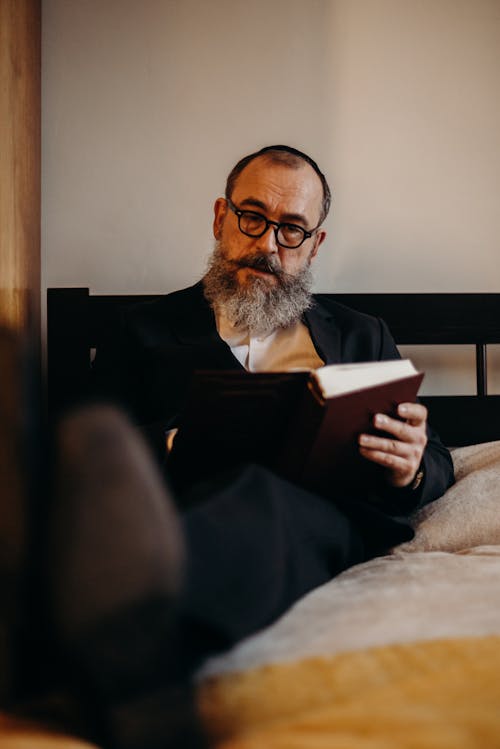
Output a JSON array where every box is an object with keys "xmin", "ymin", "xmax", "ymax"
[{"xmin": 231, "ymin": 156, "xmax": 323, "ymax": 223}]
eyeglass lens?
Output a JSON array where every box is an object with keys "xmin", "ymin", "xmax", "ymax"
[{"xmin": 239, "ymin": 212, "xmax": 306, "ymax": 248}]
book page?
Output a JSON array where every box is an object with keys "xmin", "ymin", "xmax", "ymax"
[{"xmin": 313, "ymin": 359, "xmax": 419, "ymax": 398}]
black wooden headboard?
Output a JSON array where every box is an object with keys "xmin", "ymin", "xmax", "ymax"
[{"xmin": 47, "ymin": 288, "xmax": 500, "ymax": 446}]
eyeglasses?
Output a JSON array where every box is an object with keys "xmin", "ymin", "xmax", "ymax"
[{"xmin": 226, "ymin": 199, "xmax": 319, "ymax": 249}]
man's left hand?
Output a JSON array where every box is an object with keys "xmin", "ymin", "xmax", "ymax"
[{"xmin": 358, "ymin": 402, "xmax": 428, "ymax": 488}]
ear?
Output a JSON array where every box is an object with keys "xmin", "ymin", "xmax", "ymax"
[
  {"xmin": 213, "ymin": 198, "xmax": 228, "ymax": 240},
  {"xmin": 309, "ymin": 229, "xmax": 327, "ymax": 262}
]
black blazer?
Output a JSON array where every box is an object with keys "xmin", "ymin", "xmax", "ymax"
[{"xmin": 92, "ymin": 281, "xmax": 454, "ymax": 512}]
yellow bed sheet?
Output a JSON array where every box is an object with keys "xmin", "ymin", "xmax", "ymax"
[{"xmin": 199, "ymin": 635, "xmax": 500, "ymax": 749}]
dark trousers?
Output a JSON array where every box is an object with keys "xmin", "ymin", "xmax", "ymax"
[{"xmin": 174, "ymin": 463, "xmax": 414, "ymax": 673}]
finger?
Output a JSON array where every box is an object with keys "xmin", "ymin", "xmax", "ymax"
[
  {"xmin": 397, "ymin": 402, "xmax": 428, "ymax": 426},
  {"xmin": 359, "ymin": 433, "xmax": 414, "ymax": 458},
  {"xmin": 359, "ymin": 445, "xmax": 412, "ymax": 474},
  {"xmin": 373, "ymin": 413, "xmax": 426, "ymax": 445},
  {"xmin": 359, "ymin": 432, "xmax": 426, "ymax": 475},
  {"xmin": 359, "ymin": 445, "xmax": 422, "ymax": 487}
]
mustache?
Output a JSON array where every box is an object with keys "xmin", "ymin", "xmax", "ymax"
[{"xmin": 233, "ymin": 253, "xmax": 283, "ymax": 276}]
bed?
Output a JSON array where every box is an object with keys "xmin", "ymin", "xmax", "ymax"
[
  {"xmin": 196, "ymin": 439, "xmax": 500, "ymax": 748},
  {"xmin": 10, "ymin": 288, "xmax": 498, "ymax": 748}
]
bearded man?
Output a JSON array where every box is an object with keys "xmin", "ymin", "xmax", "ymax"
[{"xmin": 54, "ymin": 146, "xmax": 453, "ymax": 748}]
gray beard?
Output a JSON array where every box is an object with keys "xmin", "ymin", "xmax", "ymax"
[{"xmin": 202, "ymin": 240, "xmax": 314, "ymax": 337}]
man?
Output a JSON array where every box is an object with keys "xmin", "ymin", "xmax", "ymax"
[
  {"xmin": 94, "ymin": 145, "xmax": 449, "ymax": 495},
  {"xmin": 51, "ymin": 146, "xmax": 453, "ymax": 748}
]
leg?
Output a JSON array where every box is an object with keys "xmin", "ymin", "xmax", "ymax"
[
  {"xmin": 176, "ymin": 464, "xmax": 413, "ymax": 660},
  {"xmin": 180, "ymin": 465, "xmax": 364, "ymax": 647},
  {"xmin": 48, "ymin": 405, "xmax": 205, "ymax": 749}
]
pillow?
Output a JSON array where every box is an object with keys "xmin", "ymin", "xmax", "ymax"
[{"xmin": 395, "ymin": 440, "xmax": 500, "ymax": 553}]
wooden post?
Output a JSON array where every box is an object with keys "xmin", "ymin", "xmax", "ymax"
[
  {"xmin": 0, "ymin": 0, "xmax": 41, "ymax": 701},
  {"xmin": 0, "ymin": 0, "xmax": 41, "ymax": 334}
]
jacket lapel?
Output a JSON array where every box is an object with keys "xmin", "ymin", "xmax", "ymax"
[
  {"xmin": 304, "ymin": 298, "xmax": 342, "ymax": 365},
  {"xmin": 169, "ymin": 282, "xmax": 244, "ymax": 370}
]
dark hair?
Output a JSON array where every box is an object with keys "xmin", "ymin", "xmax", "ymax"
[{"xmin": 225, "ymin": 145, "xmax": 332, "ymax": 225}]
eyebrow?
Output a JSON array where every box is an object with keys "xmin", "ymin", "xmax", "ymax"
[{"xmin": 238, "ymin": 197, "xmax": 309, "ymax": 227}]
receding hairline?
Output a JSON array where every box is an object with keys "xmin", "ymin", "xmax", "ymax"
[
  {"xmin": 251, "ymin": 149, "xmax": 312, "ymax": 170},
  {"xmin": 225, "ymin": 145, "xmax": 332, "ymax": 224}
]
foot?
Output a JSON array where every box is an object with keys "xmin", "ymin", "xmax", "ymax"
[{"xmin": 48, "ymin": 405, "xmax": 205, "ymax": 748}]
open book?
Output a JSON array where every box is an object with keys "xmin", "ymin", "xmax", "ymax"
[{"xmin": 167, "ymin": 359, "xmax": 423, "ymax": 496}]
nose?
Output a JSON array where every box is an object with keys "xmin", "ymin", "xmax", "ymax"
[{"xmin": 255, "ymin": 223, "xmax": 279, "ymax": 254}]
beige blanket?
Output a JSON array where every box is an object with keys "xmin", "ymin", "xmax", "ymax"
[
  {"xmin": 197, "ymin": 442, "xmax": 500, "ymax": 747},
  {"xmin": 199, "ymin": 546, "xmax": 500, "ymax": 680}
]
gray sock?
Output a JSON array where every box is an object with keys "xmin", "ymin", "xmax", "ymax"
[{"xmin": 49, "ymin": 405, "xmax": 184, "ymax": 641}]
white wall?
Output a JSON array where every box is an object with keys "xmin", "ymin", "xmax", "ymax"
[
  {"xmin": 42, "ymin": 0, "xmax": 330, "ymax": 293},
  {"xmin": 320, "ymin": 0, "xmax": 500, "ymax": 293},
  {"xmin": 42, "ymin": 0, "xmax": 500, "ymax": 392}
]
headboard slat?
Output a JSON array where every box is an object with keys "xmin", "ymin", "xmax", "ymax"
[{"xmin": 47, "ymin": 288, "xmax": 500, "ymax": 446}]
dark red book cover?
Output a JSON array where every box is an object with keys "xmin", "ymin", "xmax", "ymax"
[
  {"xmin": 281, "ymin": 372, "xmax": 424, "ymax": 493},
  {"xmin": 168, "ymin": 367, "xmax": 423, "ymax": 497}
]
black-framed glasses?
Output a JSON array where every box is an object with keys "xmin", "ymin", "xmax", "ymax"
[{"xmin": 226, "ymin": 198, "xmax": 319, "ymax": 249}]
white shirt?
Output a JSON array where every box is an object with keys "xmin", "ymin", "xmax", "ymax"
[{"xmin": 215, "ymin": 308, "xmax": 324, "ymax": 372}]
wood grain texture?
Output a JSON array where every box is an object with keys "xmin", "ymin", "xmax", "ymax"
[{"xmin": 0, "ymin": 0, "xmax": 41, "ymax": 333}]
